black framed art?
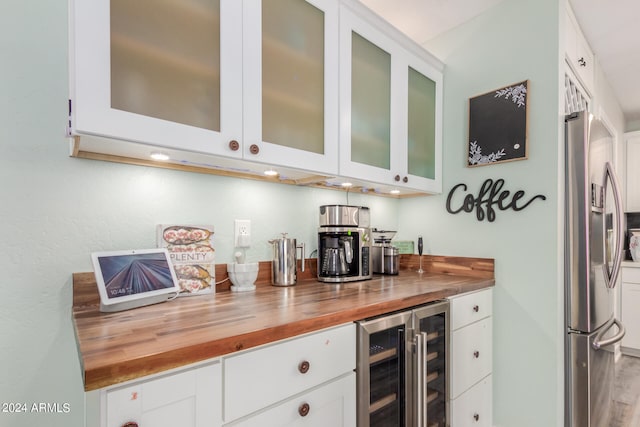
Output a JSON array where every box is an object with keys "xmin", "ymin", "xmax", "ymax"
[{"xmin": 467, "ymin": 80, "xmax": 529, "ymax": 167}]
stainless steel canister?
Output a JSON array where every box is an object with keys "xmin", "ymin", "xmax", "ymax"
[
  {"xmin": 269, "ymin": 233, "xmax": 305, "ymax": 286},
  {"xmin": 372, "ymin": 245, "xmax": 399, "ymax": 275}
]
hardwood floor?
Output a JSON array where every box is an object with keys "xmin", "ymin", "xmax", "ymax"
[{"xmin": 612, "ymin": 355, "xmax": 640, "ymax": 427}]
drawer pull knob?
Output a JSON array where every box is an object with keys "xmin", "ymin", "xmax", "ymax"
[
  {"xmin": 249, "ymin": 144, "xmax": 260, "ymax": 155},
  {"xmin": 394, "ymin": 175, "xmax": 401, "ymax": 182},
  {"xmin": 473, "ymin": 305, "xmax": 479, "ymax": 312},
  {"xmin": 403, "ymin": 176, "xmax": 408, "ymax": 183},
  {"xmin": 298, "ymin": 360, "xmax": 310, "ymax": 374},
  {"xmin": 228, "ymin": 140, "xmax": 240, "ymax": 151},
  {"xmin": 474, "ymin": 413, "xmax": 480, "ymax": 422},
  {"xmin": 473, "ymin": 350, "xmax": 480, "ymax": 358},
  {"xmin": 122, "ymin": 423, "xmax": 139, "ymax": 427},
  {"xmin": 298, "ymin": 402, "xmax": 310, "ymax": 417}
]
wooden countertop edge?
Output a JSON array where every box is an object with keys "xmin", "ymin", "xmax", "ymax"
[{"xmin": 80, "ymin": 277, "xmax": 493, "ymax": 391}]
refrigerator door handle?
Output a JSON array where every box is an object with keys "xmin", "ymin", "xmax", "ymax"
[
  {"xmin": 602, "ymin": 161, "xmax": 624, "ymax": 289},
  {"xmin": 592, "ymin": 317, "xmax": 626, "ymax": 350}
]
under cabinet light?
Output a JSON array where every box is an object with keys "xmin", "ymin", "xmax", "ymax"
[
  {"xmin": 390, "ymin": 189, "xmax": 400, "ymax": 195},
  {"xmin": 341, "ymin": 182, "xmax": 353, "ymax": 188},
  {"xmin": 264, "ymin": 169, "xmax": 278, "ymax": 177},
  {"xmin": 150, "ymin": 152, "xmax": 170, "ymax": 161}
]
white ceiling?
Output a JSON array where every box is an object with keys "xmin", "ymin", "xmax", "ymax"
[{"xmin": 360, "ymin": 0, "xmax": 640, "ymax": 129}]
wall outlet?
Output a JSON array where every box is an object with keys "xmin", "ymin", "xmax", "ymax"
[{"xmin": 234, "ymin": 219, "xmax": 251, "ymax": 248}]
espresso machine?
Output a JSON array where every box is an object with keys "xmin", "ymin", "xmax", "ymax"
[{"xmin": 317, "ymin": 205, "xmax": 371, "ymax": 283}]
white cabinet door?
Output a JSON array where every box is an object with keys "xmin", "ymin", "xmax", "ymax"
[
  {"xmin": 622, "ymin": 268, "xmax": 640, "ymax": 351},
  {"xmin": 226, "ymin": 373, "xmax": 356, "ymax": 427},
  {"xmin": 104, "ymin": 362, "xmax": 221, "ymax": 427},
  {"xmin": 71, "ymin": 0, "xmax": 244, "ymax": 158},
  {"xmin": 339, "ymin": 4, "xmax": 442, "ymax": 194},
  {"xmin": 450, "ymin": 375, "xmax": 492, "ymax": 427},
  {"xmin": 242, "ymin": 0, "xmax": 339, "ymax": 174},
  {"xmin": 622, "ymin": 281, "xmax": 640, "ymax": 350},
  {"xmin": 626, "ymin": 133, "xmax": 640, "ymax": 212},
  {"xmin": 565, "ymin": 5, "xmax": 594, "ymax": 95}
]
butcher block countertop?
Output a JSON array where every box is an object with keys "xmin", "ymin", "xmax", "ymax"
[{"xmin": 72, "ymin": 254, "xmax": 494, "ymax": 391}]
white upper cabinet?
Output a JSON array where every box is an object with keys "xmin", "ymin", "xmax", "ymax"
[
  {"xmin": 70, "ymin": 0, "xmax": 339, "ymax": 175},
  {"xmin": 565, "ymin": 5, "xmax": 594, "ymax": 95},
  {"xmin": 339, "ymin": 4, "xmax": 443, "ymax": 194},
  {"xmin": 71, "ymin": 0, "xmax": 244, "ymax": 157},
  {"xmin": 243, "ymin": 0, "xmax": 339, "ymax": 174},
  {"xmin": 625, "ymin": 132, "xmax": 640, "ymax": 212},
  {"xmin": 69, "ymin": 0, "xmax": 442, "ymax": 195}
]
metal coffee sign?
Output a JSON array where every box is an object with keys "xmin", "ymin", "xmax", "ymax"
[{"xmin": 446, "ymin": 178, "xmax": 546, "ymax": 222}]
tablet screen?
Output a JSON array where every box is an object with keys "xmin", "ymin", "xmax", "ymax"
[{"xmin": 92, "ymin": 249, "xmax": 180, "ymax": 307}]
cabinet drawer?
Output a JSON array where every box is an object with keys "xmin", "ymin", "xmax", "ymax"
[
  {"xmin": 450, "ymin": 317, "xmax": 492, "ymax": 399},
  {"xmin": 105, "ymin": 362, "xmax": 220, "ymax": 427},
  {"xmin": 622, "ymin": 266, "xmax": 640, "ymax": 284},
  {"xmin": 223, "ymin": 323, "xmax": 356, "ymax": 422},
  {"xmin": 450, "ymin": 375, "xmax": 492, "ymax": 427},
  {"xmin": 226, "ymin": 373, "xmax": 356, "ymax": 427},
  {"xmin": 449, "ymin": 288, "xmax": 492, "ymax": 330}
]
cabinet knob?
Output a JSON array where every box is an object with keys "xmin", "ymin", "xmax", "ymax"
[
  {"xmin": 473, "ymin": 350, "xmax": 480, "ymax": 358},
  {"xmin": 249, "ymin": 144, "xmax": 260, "ymax": 155},
  {"xmin": 473, "ymin": 305, "xmax": 479, "ymax": 312},
  {"xmin": 578, "ymin": 57, "xmax": 586, "ymax": 67},
  {"xmin": 394, "ymin": 175, "xmax": 401, "ymax": 182},
  {"xmin": 298, "ymin": 360, "xmax": 310, "ymax": 374},
  {"xmin": 122, "ymin": 423, "xmax": 139, "ymax": 427},
  {"xmin": 298, "ymin": 402, "xmax": 310, "ymax": 417},
  {"xmin": 473, "ymin": 413, "xmax": 480, "ymax": 422},
  {"xmin": 228, "ymin": 140, "xmax": 240, "ymax": 151},
  {"xmin": 403, "ymin": 176, "xmax": 408, "ymax": 183}
]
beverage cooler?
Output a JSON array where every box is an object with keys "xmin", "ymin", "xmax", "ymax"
[{"xmin": 357, "ymin": 301, "xmax": 449, "ymax": 427}]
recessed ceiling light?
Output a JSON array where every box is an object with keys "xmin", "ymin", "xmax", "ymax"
[{"xmin": 150, "ymin": 152, "xmax": 170, "ymax": 161}]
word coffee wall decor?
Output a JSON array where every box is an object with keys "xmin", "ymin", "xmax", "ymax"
[{"xmin": 446, "ymin": 178, "xmax": 546, "ymax": 222}]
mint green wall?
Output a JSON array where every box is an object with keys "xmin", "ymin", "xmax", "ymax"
[
  {"xmin": 397, "ymin": 0, "xmax": 563, "ymax": 425},
  {"xmin": 0, "ymin": 2, "xmax": 402, "ymax": 426},
  {"xmin": 3, "ymin": 0, "xmax": 573, "ymax": 426}
]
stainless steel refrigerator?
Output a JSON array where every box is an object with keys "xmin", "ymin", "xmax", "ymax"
[{"xmin": 565, "ymin": 111, "xmax": 626, "ymax": 427}]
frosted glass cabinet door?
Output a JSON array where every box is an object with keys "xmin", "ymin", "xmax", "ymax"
[
  {"xmin": 339, "ymin": 7, "xmax": 397, "ymax": 185},
  {"xmin": 401, "ymin": 51, "xmax": 442, "ymax": 194},
  {"xmin": 71, "ymin": 0, "xmax": 243, "ymax": 157},
  {"xmin": 339, "ymin": 5, "xmax": 442, "ymax": 193},
  {"xmin": 242, "ymin": 0, "xmax": 339, "ymax": 175}
]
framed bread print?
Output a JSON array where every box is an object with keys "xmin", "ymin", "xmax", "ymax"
[{"xmin": 468, "ymin": 80, "xmax": 529, "ymax": 166}]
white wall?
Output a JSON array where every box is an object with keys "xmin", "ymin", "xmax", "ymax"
[
  {"xmin": 0, "ymin": 2, "xmax": 402, "ymax": 426},
  {"xmin": 396, "ymin": 0, "xmax": 563, "ymax": 425}
]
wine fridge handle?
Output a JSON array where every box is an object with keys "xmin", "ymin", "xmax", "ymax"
[
  {"xmin": 415, "ymin": 333, "xmax": 424, "ymax": 427},
  {"xmin": 414, "ymin": 332, "xmax": 428, "ymax": 427},
  {"xmin": 421, "ymin": 332, "xmax": 428, "ymax": 426}
]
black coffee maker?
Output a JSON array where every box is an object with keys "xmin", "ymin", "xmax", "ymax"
[{"xmin": 317, "ymin": 205, "xmax": 372, "ymax": 283}]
